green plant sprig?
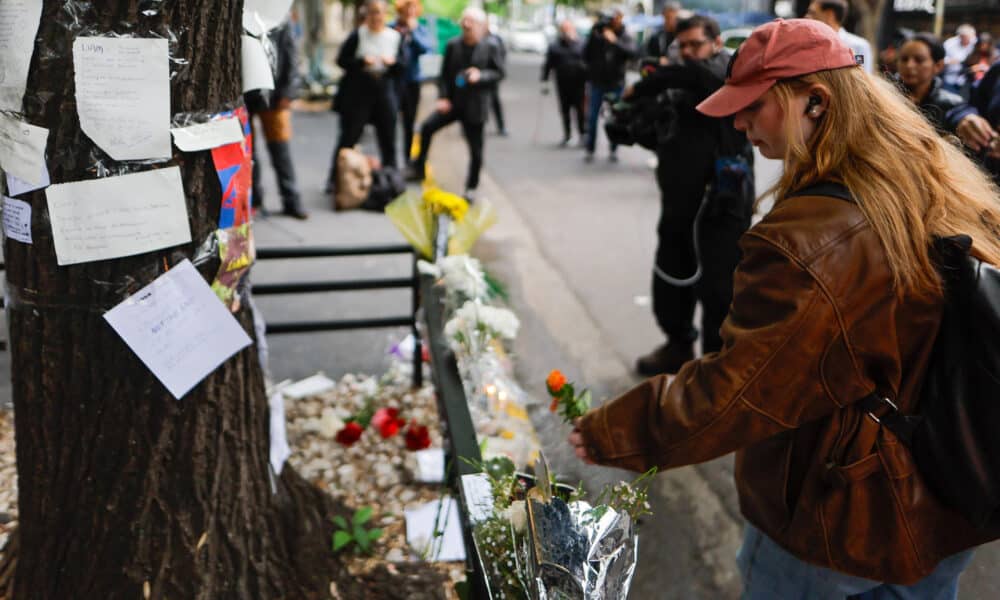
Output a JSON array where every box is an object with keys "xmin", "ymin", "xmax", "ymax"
[{"xmin": 332, "ymin": 506, "xmax": 383, "ymax": 555}]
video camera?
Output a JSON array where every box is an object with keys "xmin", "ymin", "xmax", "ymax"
[{"xmin": 603, "ymin": 92, "xmax": 678, "ymax": 151}]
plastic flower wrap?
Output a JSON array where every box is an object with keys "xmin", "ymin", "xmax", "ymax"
[
  {"xmin": 386, "ymin": 189, "xmax": 434, "ymax": 259},
  {"xmin": 449, "ymin": 197, "xmax": 499, "ymax": 256},
  {"xmin": 444, "ymin": 301, "xmax": 520, "ymax": 358},
  {"xmin": 418, "ymin": 255, "xmax": 491, "ymax": 307}
]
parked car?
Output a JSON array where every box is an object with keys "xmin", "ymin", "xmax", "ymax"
[
  {"xmin": 506, "ymin": 23, "xmax": 549, "ymax": 54},
  {"xmin": 721, "ymin": 27, "xmax": 753, "ymax": 50}
]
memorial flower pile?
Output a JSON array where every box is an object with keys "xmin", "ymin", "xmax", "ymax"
[{"xmin": 333, "ymin": 391, "xmax": 431, "ymax": 451}]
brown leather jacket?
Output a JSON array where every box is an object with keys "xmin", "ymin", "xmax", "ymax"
[{"xmin": 579, "ymin": 194, "xmax": 1000, "ymax": 584}]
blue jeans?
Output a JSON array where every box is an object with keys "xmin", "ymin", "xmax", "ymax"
[
  {"xmin": 737, "ymin": 523, "xmax": 975, "ymax": 600},
  {"xmin": 586, "ymin": 83, "xmax": 622, "ymax": 154}
]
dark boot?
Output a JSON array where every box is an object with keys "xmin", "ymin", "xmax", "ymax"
[
  {"xmin": 267, "ymin": 141, "xmax": 307, "ymax": 219},
  {"xmin": 636, "ymin": 341, "xmax": 694, "ymax": 377}
]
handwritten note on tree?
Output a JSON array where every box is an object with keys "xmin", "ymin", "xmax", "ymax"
[
  {"xmin": 73, "ymin": 37, "xmax": 171, "ymax": 160},
  {"xmin": 0, "ymin": 0, "xmax": 43, "ymax": 111},
  {"xmin": 46, "ymin": 167, "xmax": 191, "ymax": 266},
  {"xmin": 104, "ymin": 259, "xmax": 253, "ymax": 399}
]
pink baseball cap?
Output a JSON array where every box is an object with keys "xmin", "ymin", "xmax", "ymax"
[{"xmin": 697, "ymin": 19, "xmax": 859, "ymax": 117}]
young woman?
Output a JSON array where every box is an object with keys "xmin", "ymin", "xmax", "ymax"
[
  {"xmin": 392, "ymin": 0, "xmax": 434, "ymax": 164},
  {"xmin": 896, "ymin": 33, "xmax": 968, "ymax": 134},
  {"xmin": 569, "ymin": 19, "xmax": 1000, "ymax": 598},
  {"xmin": 325, "ymin": 0, "xmax": 402, "ymax": 197}
]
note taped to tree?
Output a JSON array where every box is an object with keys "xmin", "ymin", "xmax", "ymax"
[
  {"xmin": 0, "ymin": 0, "xmax": 43, "ymax": 111},
  {"xmin": 171, "ymin": 118, "xmax": 244, "ymax": 152},
  {"xmin": 243, "ymin": 0, "xmax": 294, "ymax": 36},
  {"xmin": 0, "ymin": 113, "xmax": 48, "ymax": 186},
  {"xmin": 73, "ymin": 37, "xmax": 171, "ymax": 160},
  {"xmin": 46, "ymin": 167, "xmax": 191, "ymax": 266},
  {"xmin": 2, "ymin": 196, "xmax": 31, "ymax": 244},
  {"xmin": 241, "ymin": 35, "xmax": 275, "ymax": 93},
  {"xmin": 103, "ymin": 259, "xmax": 253, "ymax": 400}
]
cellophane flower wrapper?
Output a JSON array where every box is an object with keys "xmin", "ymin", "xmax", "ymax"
[
  {"xmin": 449, "ymin": 197, "xmax": 499, "ymax": 256},
  {"xmin": 386, "ymin": 189, "xmax": 434, "ymax": 259}
]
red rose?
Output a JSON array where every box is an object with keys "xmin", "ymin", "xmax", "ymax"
[
  {"xmin": 405, "ymin": 423, "xmax": 431, "ymax": 451},
  {"xmin": 372, "ymin": 407, "xmax": 406, "ymax": 439},
  {"xmin": 335, "ymin": 421, "xmax": 364, "ymax": 446}
]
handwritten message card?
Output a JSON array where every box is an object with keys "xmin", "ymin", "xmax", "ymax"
[
  {"xmin": 0, "ymin": 113, "xmax": 48, "ymax": 186},
  {"xmin": 73, "ymin": 37, "xmax": 171, "ymax": 160},
  {"xmin": 171, "ymin": 117, "xmax": 243, "ymax": 152},
  {"xmin": 2, "ymin": 196, "xmax": 31, "ymax": 244},
  {"xmin": 104, "ymin": 259, "xmax": 253, "ymax": 399},
  {"xmin": 0, "ymin": 0, "xmax": 43, "ymax": 111},
  {"xmin": 46, "ymin": 167, "xmax": 191, "ymax": 266}
]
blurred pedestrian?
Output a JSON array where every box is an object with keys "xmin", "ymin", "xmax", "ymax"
[
  {"xmin": 963, "ymin": 33, "xmax": 999, "ymax": 90},
  {"xmin": 487, "ymin": 28, "xmax": 510, "ymax": 136},
  {"xmin": 624, "ymin": 15, "xmax": 753, "ymax": 376},
  {"xmin": 583, "ymin": 7, "xmax": 638, "ymax": 162},
  {"xmin": 805, "ymin": 0, "xmax": 873, "ymax": 74},
  {"xmin": 643, "ymin": 1, "xmax": 682, "ymax": 66},
  {"xmin": 943, "ymin": 24, "xmax": 977, "ymax": 94},
  {"xmin": 408, "ymin": 7, "xmax": 505, "ymax": 201},
  {"xmin": 393, "ymin": 0, "xmax": 434, "ymax": 164},
  {"xmin": 895, "ymin": 33, "xmax": 971, "ymax": 135},
  {"xmin": 541, "ymin": 20, "xmax": 588, "ymax": 146},
  {"xmin": 571, "ymin": 19, "xmax": 1000, "ymax": 598},
  {"xmin": 325, "ymin": 0, "xmax": 402, "ymax": 199},
  {"xmin": 248, "ymin": 21, "xmax": 308, "ymax": 219}
]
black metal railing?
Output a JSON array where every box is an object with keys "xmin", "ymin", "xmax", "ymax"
[{"xmin": 253, "ymin": 245, "xmax": 423, "ymax": 387}]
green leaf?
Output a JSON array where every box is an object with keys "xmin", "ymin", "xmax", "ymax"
[
  {"xmin": 353, "ymin": 506, "xmax": 373, "ymax": 526},
  {"xmin": 332, "ymin": 515, "xmax": 349, "ymax": 530},
  {"xmin": 356, "ymin": 531, "xmax": 371, "ymax": 552},
  {"xmin": 333, "ymin": 530, "xmax": 353, "ymax": 552},
  {"xmin": 368, "ymin": 528, "xmax": 383, "ymax": 541},
  {"xmin": 454, "ymin": 580, "xmax": 471, "ymax": 600}
]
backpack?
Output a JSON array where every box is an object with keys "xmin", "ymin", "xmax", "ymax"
[{"xmin": 790, "ymin": 182, "xmax": 1000, "ymax": 529}]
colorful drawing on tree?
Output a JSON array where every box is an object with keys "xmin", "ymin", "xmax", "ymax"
[
  {"xmin": 211, "ymin": 106, "xmax": 252, "ymax": 229},
  {"xmin": 211, "ymin": 223, "xmax": 255, "ymax": 312}
]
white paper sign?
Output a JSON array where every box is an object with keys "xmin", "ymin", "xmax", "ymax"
[
  {"xmin": 2, "ymin": 196, "xmax": 31, "ymax": 244},
  {"xmin": 73, "ymin": 37, "xmax": 171, "ymax": 160},
  {"xmin": 269, "ymin": 391, "xmax": 291, "ymax": 474},
  {"xmin": 243, "ymin": 0, "xmax": 294, "ymax": 36},
  {"xmin": 6, "ymin": 165, "xmax": 49, "ymax": 196},
  {"xmin": 0, "ymin": 0, "xmax": 43, "ymax": 111},
  {"xmin": 46, "ymin": 167, "xmax": 191, "ymax": 266},
  {"xmin": 0, "ymin": 113, "xmax": 48, "ymax": 185},
  {"xmin": 103, "ymin": 259, "xmax": 253, "ymax": 399},
  {"xmin": 405, "ymin": 497, "xmax": 467, "ymax": 561},
  {"xmin": 242, "ymin": 35, "xmax": 275, "ymax": 93},
  {"xmin": 171, "ymin": 118, "xmax": 244, "ymax": 152}
]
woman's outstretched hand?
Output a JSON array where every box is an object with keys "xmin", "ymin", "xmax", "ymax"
[{"xmin": 568, "ymin": 418, "xmax": 595, "ymax": 464}]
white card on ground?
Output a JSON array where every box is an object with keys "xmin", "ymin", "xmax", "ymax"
[
  {"xmin": 242, "ymin": 35, "xmax": 275, "ymax": 93},
  {"xmin": 268, "ymin": 391, "xmax": 291, "ymax": 475},
  {"xmin": 6, "ymin": 164, "xmax": 49, "ymax": 196},
  {"xmin": 405, "ymin": 496, "xmax": 467, "ymax": 562},
  {"xmin": 414, "ymin": 448, "xmax": 445, "ymax": 483},
  {"xmin": 243, "ymin": 0, "xmax": 294, "ymax": 35},
  {"xmin": 73, "ymin": 37, "xmax": 171, "ymax": 160},
  {"xmin": 0, "ymin": 114, "xmax": 48, "ymax": 185},
  {"xmin": 171, "ymin": 118, "xmax": 244, "ymax": 152},
  {"xmin": 2, "ymin": 196, "xmax": 31, "ymax": 244},
  {"xmin": 281, "ymin": 373, "xmax": 336, "ymax": 399},
  {"xmin": 46, "ymin": 167, "xmax": 191, "ymax": 266},
  {"xmin": 103, "ymin": 259, "xmax": 253, "ymax": 399},
  {"xmin": 0, "ymin": 0, "xmax": 43, "ymax": 111}
]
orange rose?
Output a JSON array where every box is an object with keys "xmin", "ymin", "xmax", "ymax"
[{"xmin": 546, "ymin": 369, "xmax": 566, "ymax": 394}]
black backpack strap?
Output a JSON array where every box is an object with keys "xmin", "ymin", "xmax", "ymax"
[{"xmin": 785, "ymin": 181, "xmax": 853, "ymax": 203}]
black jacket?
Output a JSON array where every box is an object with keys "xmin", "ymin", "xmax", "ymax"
[
  {"xmin": 438, "ymin": 36, "xmax": 505, "ymax": 123},
  {"xmin": 334, "ymin": 27, "xmax": 405, "ymax": 114},
  {"xmin": 643, "ymin": 26, "xmax": 675, "ymax": 61},
  {"xmin": 631, "ymin": 51, "xmax": 748, "ymax": 155},
  {"xmin": 583, "ymin": 26, "xmax": 638, "ymax": 88},
  {"xmin": 542, "ymin": 37, "xmax": 587, "ymax": 86},
  {"xmin": 910, "ymin": 76, "xmax": 968, "ymax": 134}
]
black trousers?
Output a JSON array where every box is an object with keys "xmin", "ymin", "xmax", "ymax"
[
  {"xmin": 556, "ymin": 78, "xmax": 586, "ymax": 140},
  {"xmin": 415, "ymin": 110, "xmax": 485, "ymax": 191},
  {"xmin": 326, "ymin": 92, "xmax": 397, "ymax": 188},
  {"xmin": 490, "ymin": 85, "xmax": 506, "ymax": 133},
  {"xmin": 400, "ymin": 81, "xmax": 421, "ymax": 163},
  {"xmin": 653, "ymin": 136, "xmax": 750, "ymax": 354}
]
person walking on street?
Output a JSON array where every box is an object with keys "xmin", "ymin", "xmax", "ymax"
[
  {"xmin": 627, "ymin": 15, "xmax": 753, "ymax": 376},
  {"xmin": 488, "ymin": 29, "xmax": 510, "ymax": 136},
  {"xmin": 583, "ymin": 7, "xmax": 638, "ymax": 162},
  {"xmin": 393, "ymin": 0, "xmax": 435, "ymax": 164},
  {"xmin": 962, "ymin": 33, "xmax": 999, "ymax": 93},
  {"xmin": 570, "ymin": 19, "xmax": 1000, "ymax": 598},
  {"xmin": 643, "ymin": 1, "xmax": 682, "ymax": 66},
  {"xmin": 408, "ymin": 7, "xmax": 504, "ymax": 201},
  {"xmin": 542, "ymin": 20, "xmax": 588, "ymax": 146},
  {"xmin": 248, "ymin": 21, "xmax": 308, "ymax": 219},
  {"xmin": 805, "ymin": 0, "xmax": 873, "ymax": 74},
  {"xmin": 942, "ymin": 24, "xmax": 977, "ymax": 94},
  {"xmin": 325, "ymin": 0, "xmax": 402, "ymax": 199}
]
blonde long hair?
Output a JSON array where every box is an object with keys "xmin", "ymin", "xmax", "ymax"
[{"xmin": 771, "ymin": 67, "xmax": 1000, "ymax": 295}]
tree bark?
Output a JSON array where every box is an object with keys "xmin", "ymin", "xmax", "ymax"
[{"xmin": 0, "ymin": 2, "xmax": 349, "ymax": 598}]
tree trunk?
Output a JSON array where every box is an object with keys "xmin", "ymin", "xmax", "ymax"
[{"xmin": 0, "ymin": 2, "xmax": 350, "ymax": 598}]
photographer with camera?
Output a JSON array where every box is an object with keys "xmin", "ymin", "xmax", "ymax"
[
  {"xmin": 583, "ymin": 7, "xmax": 638, "ymax": 162},
  {"xmin": 623, "ymin": 15, "xmax": 754, "ymax": 376}
]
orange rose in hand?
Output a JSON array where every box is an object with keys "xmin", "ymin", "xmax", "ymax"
[{"xmin": 546, "ymin": 369, "xmax": 567, "ymax": 395}]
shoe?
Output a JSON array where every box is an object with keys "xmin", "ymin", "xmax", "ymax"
[
  {"xmin": 609, "ymin": 152, "xmax": 619, "ymax": 163},
  {"xmin": 463, "ymin": 188, "xmax": 477, "ymax": 203},
  {"xmin": 497, "ymin": 129, "xmax": 509, "ymax": 137},
  {"xmin": 636, "ymin": 342, "xmax": 694, "ymax": 377},
  {"xmin": 584, "ymin": 152, "xmax": 594, "ymax": 163},
  {"xmin": 404, "ymin": 163, "xmax": 423, "ymax": 182},
  {"xmin": 282, "ymin": 206, "xmax": 309, "ymax": 220},
  {"xmin": 559, "ymin": 137, "xmax": 571, "ymax": 148}
]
